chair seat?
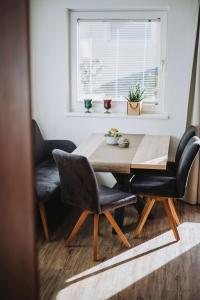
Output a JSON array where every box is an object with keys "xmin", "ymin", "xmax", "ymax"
[
  {"xmin": 99, "ymin": 185, "xmax": 137, "ymax": 212},
  {"xmin": 35, "ymin": 159, "xmax": 60, "ymax": 202},
  {"xmin": 131, "ymin": 174, "xmax": 178, "ymax": 198}
]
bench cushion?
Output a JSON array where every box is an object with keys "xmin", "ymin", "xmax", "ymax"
[{"xmin": 35, "ymin": 159, "xmax": 60, "ymax": 202}]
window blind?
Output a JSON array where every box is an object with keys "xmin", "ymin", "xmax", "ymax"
[{"xmin": 78, "ymin": 19, "xmax": 161, "ymax": 102}]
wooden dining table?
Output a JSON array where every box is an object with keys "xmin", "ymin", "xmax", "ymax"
[
  {"xmin": 73, "ymin": 133, "xmax": 170, "ymax": 173},
  {"xmin": 73, "ymin": 133, "xmax": 170, "ymax": 230}
]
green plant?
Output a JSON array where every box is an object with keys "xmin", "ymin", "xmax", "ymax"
[
  {"xmin": 126, "ymin": 84, "xmax": 145, "ymax": 102},
  {"xmin": 104, "ymin": 128, "xmax": 122, "ymax": 138}
]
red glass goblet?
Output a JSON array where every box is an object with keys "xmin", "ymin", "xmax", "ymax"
[{"xmin": 104, "ymin": 99, "xmax": 112, "ymax": 113}]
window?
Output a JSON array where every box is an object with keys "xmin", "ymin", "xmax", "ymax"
[{"xmin": 70, "ymin": 11, "xmax": 167, "ymax": 113}]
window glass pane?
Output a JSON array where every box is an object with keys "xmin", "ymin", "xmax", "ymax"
[{"xmin": 78, "ymin": 20, "xmax": 161, "ymax": 102}]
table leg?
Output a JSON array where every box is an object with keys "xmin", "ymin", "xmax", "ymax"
[
  {"xmin": 134, "ymin": 196, "xmax": 145, "ymax": 214},
  {"xmin": 111, "ymin": 173, "xmax": 154, "ymax": 235},
  {"xmin": 112, "ymin": 173, "xmax": 129, "ymax": 234},
  {"xmin": 134, "ymin": 196, "xmax": 155, "ymax": 220},
  {"xmin": 113, "ymin": 207, "xmax": 125, "ymax": 233}
]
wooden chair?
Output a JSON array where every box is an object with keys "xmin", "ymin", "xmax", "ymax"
[
  {"xmin": 129, "ymin": 125, "xmax": 197, "ymax": 218},
  {"xmin": 53, "ymin": 149, "xmax": 137, "ymax": 261},
  {"xmin": 130, "ymin": 136, "xmax": 200, "ymax": 241}
]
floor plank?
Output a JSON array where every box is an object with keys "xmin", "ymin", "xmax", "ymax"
[{"xmin": 38, "ymin": 201, "xmax": 200, "ymax": 300}]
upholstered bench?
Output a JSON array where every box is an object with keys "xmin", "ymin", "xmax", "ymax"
[{"xmin": 32, "ymin": 120, "xmax": 76, "ymax": 241}]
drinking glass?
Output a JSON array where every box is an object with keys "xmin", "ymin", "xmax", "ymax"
[
  {"xmin": 84, "ymin": 99, "xmax": 92, "ymax": 113},
  {"xmin": 104, "ymin": 99, "xmax": 112, "ymax": 113}
]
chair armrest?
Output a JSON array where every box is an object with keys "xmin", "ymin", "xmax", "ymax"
[{"xmin": 44, "ymin": 139, "xmax": 76, "ymax": 159}]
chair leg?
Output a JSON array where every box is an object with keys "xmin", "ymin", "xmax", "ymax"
[
  {"xmin": 65, "ymin": 210, "xmax": 89, "ymax": 245},
  {"xmin": 163, "ymin": 199, "xmax": 180, "ymax": 241},
  {"xmin": 93, "ymin": 214, "xmax": 99, "ymax": 261},
  {"xmin": 38, "ymin": 202, "xmax": 49, "ymax": 242},
  {"xmin": 104, "ymin": 211, "xmax": 131, "ymax": 248},
  {"xmin": 168, "ymin": 198, "xmax": 181, "ymax": 226},
  {"xmin": 98, "ymin": 226, "xmax": 100, "ymax": 236},
  {"xmin": 134, "ymin": 198, "xmax": 156, "ymax": 238}
]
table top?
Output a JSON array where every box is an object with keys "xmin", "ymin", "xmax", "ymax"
[{"xmin": 73, "ymin": 133, "xmax": 170, "ymax": 174}]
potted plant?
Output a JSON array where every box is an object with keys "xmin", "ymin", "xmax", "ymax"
[
  {"xmin": 126, "ymin": 84, "xmax": 144, "ymax": 115},
  {"xmin": 104, "ymin": 128, "xmax": 122, "ymax": 145}
]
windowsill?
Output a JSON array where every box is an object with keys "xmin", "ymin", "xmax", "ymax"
[{"xmin": 65, "ymin": 111, "xmax": 169, "ymax": 119}]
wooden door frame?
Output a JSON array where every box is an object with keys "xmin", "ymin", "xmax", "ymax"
[{"xmin": 0, "ymin": 0, "xmax": 38, "ymax": 299}]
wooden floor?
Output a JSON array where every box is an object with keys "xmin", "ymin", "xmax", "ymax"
[{"xmin": 38, "ymin": 201, "xmax": 200, "ymax": 300}]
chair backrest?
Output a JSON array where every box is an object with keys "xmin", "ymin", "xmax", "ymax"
[
  {"xmin": 52, "ymin": 149, "xmax": 100, "ymax": 213},
  {"xmin": 176, "ymin": 136, "xmax": 200, "ymax": 198},
  {"xmin": 32, "ymin": 119, "xmax": 45, "ymax": 165},
  {"xmin": 175, "ymin": 125, "xmax": 197, "ymax": 168}
]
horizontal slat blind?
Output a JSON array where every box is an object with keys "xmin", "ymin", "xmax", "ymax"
[{"xmin": 78, "ymin": 19, "xmax": 161, "ymax": 102}]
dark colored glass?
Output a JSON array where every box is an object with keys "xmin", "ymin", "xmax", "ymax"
[
  {"xmin": 84, "ymin": 99, "xmax": 92, "ymax": 113},
  {"xmin": 104, "ymin": 99, "xmax": 112, "ymax": 113}
]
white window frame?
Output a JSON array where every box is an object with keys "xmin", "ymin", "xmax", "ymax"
[{"xmin": 69, "ymin": 10, "xmax": 167, "ymax": 113}]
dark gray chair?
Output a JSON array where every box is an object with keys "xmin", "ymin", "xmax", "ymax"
[
  {"xmin": 130, "ymin": 136, "xmax": 200, "ymax": 241},
  {"xmin": 53, "ymin": 149, "xmax": 137, "ymax": 261},
  {"xmin": 32, "ymin": 120, "xmax": 76, "ymax": 241},
  {"xmin": 133, "ymin": 125, "xmax": 197, "ymax": 216},
  {"xmin": 133, "ymin": 125, "xmax": 197, "ymax": 178}
]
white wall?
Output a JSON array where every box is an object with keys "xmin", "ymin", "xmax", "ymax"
[{"xmin": 30, "ymin": 0, "xmax": 199, "ymax": 159}]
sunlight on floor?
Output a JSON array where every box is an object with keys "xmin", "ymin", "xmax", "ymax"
[{"xmin": 56, "ymin": 222, "xmax": 200, "ymax": 300}]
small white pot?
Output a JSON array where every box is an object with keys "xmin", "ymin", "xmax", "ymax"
[{"xmin": 106, "ymin": 136, "xmax": 119, "ymax": 145}]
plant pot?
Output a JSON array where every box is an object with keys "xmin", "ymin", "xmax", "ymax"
[
  {"xmin": 106, "ymin": 136, "xmax": 120, "ymax": 145},
  {"xmin": 127, "ymin": 101, "xmax": 142, "ymax": 115}
]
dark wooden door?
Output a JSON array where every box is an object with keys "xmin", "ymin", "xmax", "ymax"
[{"xmin": 0, "ymin": 0, "xmax": 38, "ymax": 299}]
